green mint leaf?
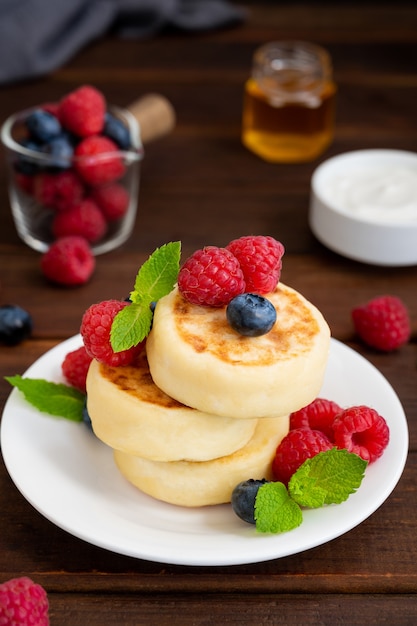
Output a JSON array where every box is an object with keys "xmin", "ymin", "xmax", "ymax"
[
  {"xmin": 110, "ymin": 302, "xmax": 153, "ymax": 353},
  {"xmin": 255, "ymin": 482, "xmax": 303, "ymax": 534},
  {"xmin": 289, "ymin": 448, "xmax": 368, "ymax": 508},
  {"xmin": 5, "ymin": 375, "xmax": 84, "ymax": 422},
  {"xmin": 111, "ymin": 241, "xmax": 181, "ymax": 352},
  {"xmin": 131, "ymin": 241, "xmax": 181, "ymax": 303}
]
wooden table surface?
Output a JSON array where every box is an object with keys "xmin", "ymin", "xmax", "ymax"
[{"xmin": 1, "ymin": 2, "xmax": 416, "ymax": 624}]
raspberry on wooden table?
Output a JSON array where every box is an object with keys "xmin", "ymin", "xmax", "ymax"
[
  {"xmin": 52, "ymin": 198, "xmax": 107, "ymax": 243},
  {"xmin": 333, "ymin": 405, "xmax": 390, "ymax": 463},
  {"xmin": 290, "ymin": 397, "xmax": 343, "ymax": 442},
  {"xmin": 226, "ymin": 235, "xmax": 285, "ymax": 294},
  {"xmin": 272, "ymin": 428, "xmax": 333, "ymax": 485},
  {"xmin": 80, "ymin": 300, "xmax": 144, "ymax": 367},
  {"xmin": 62, "ymin": 345, "xmax": 93, "ymax": 393},
  {"xmin": 0, "ymin": 576, "xmax": 49, "ymax": 625},
  {"xmin": 178, "ymin": 246, "xmax": 246, "ymax": 306},
  {"xmin": 352, "ymin": 295, "xmax": 411, "ymax": 352},
  {"xmin": 58, "ymin": 84, "xmax": 106, "ymax": 137},
  {"xmin": 40, "ymin": 236, "xmax": 95, "ymax": 286},
  {"xmin": 74, "ymin": 135, "xmax": 126, "ymax": 186}
]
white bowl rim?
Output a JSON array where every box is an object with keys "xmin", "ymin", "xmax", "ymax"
[{"xmin": 311, "ymin": 148, "xmax": 417, "ymax": 229}]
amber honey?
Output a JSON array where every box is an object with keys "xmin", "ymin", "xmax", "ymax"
[{"xmin": 242, "ymin": 41, "xmax": 336, "ymax": 163}]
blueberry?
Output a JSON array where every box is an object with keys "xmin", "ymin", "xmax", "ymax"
[
  {"xmin": 103, "ymin": 112, "xmax": 131, "ymax": 150},
  {"xmin": 25, "ymin": 109, "xmax": 62, "ymax": 143},
  {"xmin": 44, "ymin": 133, "xmax": 74, "ymax": 170},
  {"xmin": 226, "ymin": 293, "xmax": 277, "ymax": 337},
  {"xmin": 82, "ymin": 398, "xmax": 94, "ymax": 431},
  {"xmin": 231, "ymin": 478, "xmax": 270, "ymax": 524},
  {"xmin": 14, "ymin": 138, "xmax": 44, "ymax": 175},
  {"xmin": 0, "ymin": 304, "xmax": 33, "ymax": 346}
]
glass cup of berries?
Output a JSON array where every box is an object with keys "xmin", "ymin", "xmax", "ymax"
[{"xmin": 1, "ymin": 86, "xmax": 170, "ymax": 255}]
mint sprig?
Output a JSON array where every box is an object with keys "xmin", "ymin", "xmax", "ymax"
[
  {"xmin": 255, "ymin": 482, "xmax": 303, "ymax": 533},
  {"xmin": 254, "ymin": 448, "xmax": 368, "ymax": 534},
  {"xmin": 5, "ymin": 243, "xmax": 181, "ymax": 420},
  {"xmin": 289, "ymin": 448, "xmax": 368, "ymax": 508},
  {"xmin": 110, "ymin": 241, "xmax": 181, "ymax": 352},
  {"xmin": 5, "ymin": 375, "xmax": 84, "ymax": 422}
]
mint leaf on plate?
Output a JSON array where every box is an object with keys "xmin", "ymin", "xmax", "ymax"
[
  {"xmin": 5, "ymin": 375, "xmax": 84, "ymax": 422},
  {"xmin": 255, "ymin": 481, "xmax": 303, "ymax": 534},
  {"xmin": 289, "ymin": 448, "xmax": 368, "ymax": 508}
]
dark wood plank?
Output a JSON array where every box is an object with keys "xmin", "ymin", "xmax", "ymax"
[{"xmin": 45, "ymin": 593, "xmax": 417, "ymax": 626}]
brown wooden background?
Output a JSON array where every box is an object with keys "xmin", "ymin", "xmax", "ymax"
[{"xmin": 0, "ymin": 2, "xmax": 416, "ymax": 624}]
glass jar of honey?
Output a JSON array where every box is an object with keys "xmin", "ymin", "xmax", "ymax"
[{"xmin": 242, "ymin": 41, "xmax": 336, "ymax": 163}]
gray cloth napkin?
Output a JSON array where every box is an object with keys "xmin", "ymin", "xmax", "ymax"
[{"xmin": 0, "ymin": 0, "xmax": 245, "ymax": 85}]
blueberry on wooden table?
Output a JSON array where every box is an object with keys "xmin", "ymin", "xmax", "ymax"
[{"xmin": 0, "ymin": 304, "xmax": 33, "ymax": 345}]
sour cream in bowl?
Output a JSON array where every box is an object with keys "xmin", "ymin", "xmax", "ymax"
[{"xmin": 309, "ymin": 149, "xmax": 417, "ymax": 266}]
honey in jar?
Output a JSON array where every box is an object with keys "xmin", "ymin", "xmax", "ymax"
[{"xmin": 242, "ymin": 41, "xmax": 336, "ymax": 163}]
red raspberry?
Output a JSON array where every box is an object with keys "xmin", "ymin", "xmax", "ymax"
[
  {"xmin": 290, "ymin": 397, "xmax": 343, "ymax": 442},
  {"xmin": 52, "ymin": 198, "xmax": 107, "ymax": 243},
  {"xmin": 74, "ymin": 136, "xmax": 125, "ymax": 186},
  {"xmin": 272, "ymin": 428, "xmax": 333, "ymax": 485},
  {"xmin": 33, "ymin": 174, "xmax": 57, "ymax": 208},
  {"xmin": 226, "ymin": 235, "xmax": 285, "ymax": 294},
  {"xmin": 80, "ymin": 300, "xmax": 144, "ymax": 367},
  {"xmin": 333, "ymin": 405, "xmax": 390, "ymax": 463},
  {"xmin": 34, "ymin": 170, "xmax": 85, "ymax": 212},
  {"xmin": 41, "ymin": 236, "xmax": 95, "ymax": 286},
  {"xmin": 352, "ymin": 295, "xmax": 411, "ymax": 352},
  {"xmin": 0, "ymin": 576, "xmax": 49, "ymax": 625},
  {"xmin": 15, "ymin": 172, "xmax": 34, "ymax": 195},
  {"xmin": 62, "ymin": 345, "xmax": 93, "ymax": 393},
  {"xmin": 91, "ymin": 183, "xmax": 129, "ymax": 221},
  {"xmin": 178, "ymin": 246, "xmax": 246, "ymax": 307},
  {"xmin": 58, "ymin": 85, "xmax": 106, "ymax": 137},
  {"xmin": 42, "ymin": 101, "xmax": 60, "ymax": 117}
]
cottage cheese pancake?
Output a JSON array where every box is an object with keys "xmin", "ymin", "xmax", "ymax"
[
  {"xmin": 146, "ymin": 283, "xmax": 330, "ymax": 419},
  {"xmin": 114, "ymin": 416, "xmax": 289, "ymax": 507},
  {"xmin": 86, "ymin": 351, "xmax": 258, "ymax": 462}
]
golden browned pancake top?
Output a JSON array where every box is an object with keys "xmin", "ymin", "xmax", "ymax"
[
  {"xmin": 98, "ymin": 351, "xmax": 183, "ymax": 410},
  {"xmin": 172, "ymin": 284, "xmax": 320, "ymax": 366}
]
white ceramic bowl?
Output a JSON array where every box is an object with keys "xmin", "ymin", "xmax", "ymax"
[{"xmin": 309, "ymin": 149, "xmax": 417, "ymax": 266}]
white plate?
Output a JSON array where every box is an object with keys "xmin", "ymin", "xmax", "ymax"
[{"xmin": 0, "ymin": 336, "xmax": 408, "ymax": 566}]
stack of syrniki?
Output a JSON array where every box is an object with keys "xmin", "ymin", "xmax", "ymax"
[{"xmin": 86, "ymin": 282, "xmax": 330, "ymax": 507}]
